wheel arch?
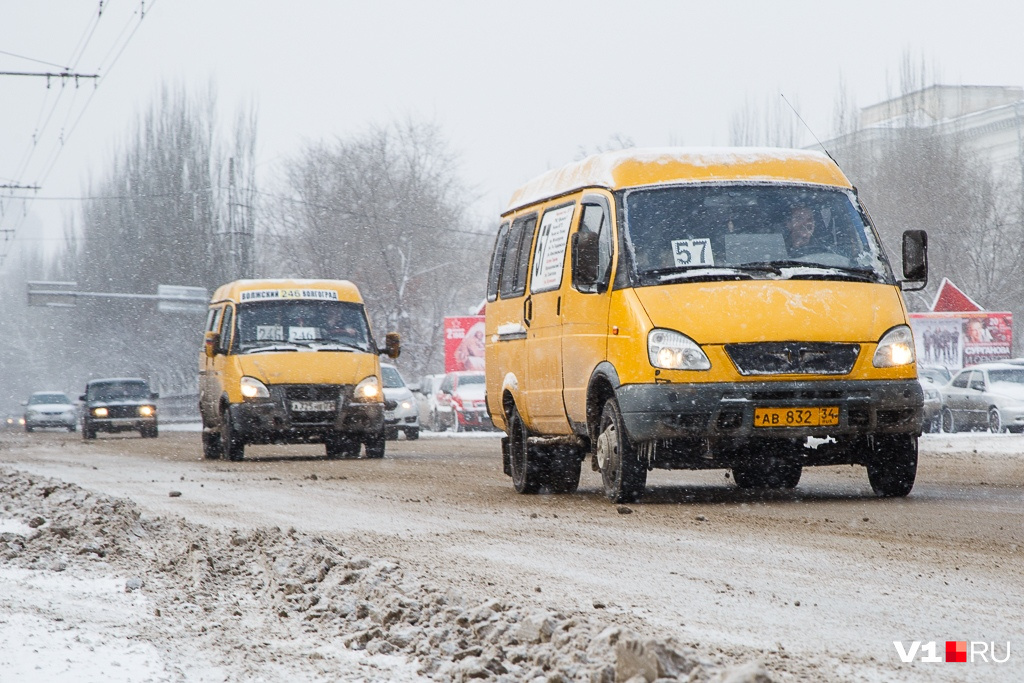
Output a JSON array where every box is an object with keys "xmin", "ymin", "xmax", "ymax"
[{"xmin": 586, "ymin": 362, "xmax": 620, "ymax": 445}]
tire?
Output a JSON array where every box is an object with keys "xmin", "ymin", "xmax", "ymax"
[
  {"xmin": 221, "ymin": 407, "xmax": 245, "ymax": 461},
  {"xmin": 988, "ymin": 407, "xmax": 1004, "ymax": 433},
  {"xmin": 597, "ymin": 399, "xmax": 647, "ymax": 503},
  {"xmin": 202, "ymin": 431, "xmax": 223, "ymax": 460},
  {"xmin": 732, "ymin": 460, "xmax": 802, "ymax": 490},
  {"xmin": 866, "ymin": 434, "xmax": 918, "ymax": 497},
  {"xmin": 404, "ymin": 428, "xmax": 420, "ymax": 441},
  {"xmin": 364, "ymin": 431, "xmax": 386, "ymax": 459},
  {"xmin": 546, "ymin": 444, "xmax": 583, "ymax": 494},
  {"xmin": 507, "ymin": 405, "xmax": 545, "ymax": 494},
  {"xmin": 68, "ymin": 424, "xmax": 77, "ymax": 433},
  {"xmin": 384, "ymin": 427, "xmax": 399, "ymax": 441},
  {"xmin": 140, "ymin": 424, "xmax": 158, "ymax": 439},
  {"xmin": 25, "ymin": 425, "xmax": 34, "ymax": 433},
  {"xmin": 83, "ymin": 422, "xmax": 96, "ymax": 440},
  {"xmin": 326, "ymin": 433, "xmax": 361, "ymax": 459},
  {"xmin": 941, "ymin": 407, "xmax": 956, "ymax": 433}
]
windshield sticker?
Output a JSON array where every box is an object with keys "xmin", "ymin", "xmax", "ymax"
[
  {"xmin": 256, "ymin": 325, "xmax": 284, "ymax": 341},
  {"xmin": 671, "ymin": 238, "xmax": 714, "ymax": 267},
  {"xmin": 530, "ymin": 204, "xmax": 575, "ymax": 293},
  {"xmin": 289, "ymin": 326, "xmax": 319, "ymax": 342},
  {"xmin": 240, "ymin": 289, "xmax": 340, "ymax": 302}
]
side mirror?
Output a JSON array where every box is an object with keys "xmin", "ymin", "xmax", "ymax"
[
  {"xmin": 79, "ymin": 394, "xmax": 86, "ymax": 402},
  {"xmin": 150, "ymin": 392, "xmax": 160, "ymax": 400},
  {"xmin": 382, "ymin": 332, "xmax": 401, "ymax": 359},
  {"xmin": 901, "ymin": 229, "xmax": 928, "ymax": 291},
  {"xmin": 204, "ymin": 331, "xmax": 220, "ymax": 357},
  {"xmin": 571, "ymin": 231, "xmax": 601, "ymax": 290}
]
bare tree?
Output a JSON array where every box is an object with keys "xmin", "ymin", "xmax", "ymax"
[{"xmin": 262, "ymin": 120, "xmax": 487, "ymax": 378}]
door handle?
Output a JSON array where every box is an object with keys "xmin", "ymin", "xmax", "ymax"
[{"xmin": 523, "ymin": 296, "xmax": 532, "ymax": 327}]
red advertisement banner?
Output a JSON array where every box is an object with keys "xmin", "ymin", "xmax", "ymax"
[{"xmin": 444, "ymin": 316, "xmax": 485, "ymax": 373}]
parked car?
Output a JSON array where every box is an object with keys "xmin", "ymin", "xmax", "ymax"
[
  {"xmin": 917, "ymin": 366, "xmax": 950, "ymax": 433},
  {"xmin": 434, "ymin": 371, "xmax": 494, "ymax": 432},
  {"xmin": 415, "ymin": 373, "xmax": 445, "ymax": 431},
  {"xmin": 21, "ymin": 391, "xmax": 78, "ymax": 432},
  {"xmin": 940, "ymin": 363, "xmax": 1024, "ymax": 433},
  {"xmin": 80, "ymin": 378, "xmax": 159, "ymax": 439},
  {"xmin": 381, "ymin": 363, "xmax": 419, "ymax": 440}
]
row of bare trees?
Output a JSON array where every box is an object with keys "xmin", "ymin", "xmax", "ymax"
[{"xmin": 1, "ymin": 85, "xmax": 489, "ymax": 409}]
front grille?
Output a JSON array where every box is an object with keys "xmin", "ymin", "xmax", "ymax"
[
  {"xmin": 726, "ymin": 342, "xmax": 859, "ymax": 376},
  {"xmin": 284, "ymin": 385, "xmax": 341, "ymax": 401},
  {"xmin": 102, "ymin": 405, "xmax": 144, "ymax": 419}
]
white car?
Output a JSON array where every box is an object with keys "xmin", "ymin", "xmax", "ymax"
[
  {"xmin": 941, "ymin": 363, "xmax": 1024, "ymax": 433},
  {"xmin": 415, "ymin": 373, "xmax": 445, "ymax": 431},
  {"xmin": 381, "ymin": 364, "xmax": 419, "ymax": 440},
  {"xmin": 22, "ymin": 391, "xmax": 78, "ymax": 432}
]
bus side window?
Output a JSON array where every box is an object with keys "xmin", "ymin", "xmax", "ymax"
[
  {"xmin": 499, "ymin": 214, "xmax": 538, "ymax": 299},
  {"xmin": 486, "ymin": 222, "xmax": 510, "ymax": 302}
]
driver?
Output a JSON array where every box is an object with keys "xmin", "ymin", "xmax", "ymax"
[{"xmin": 785, "ymin": 205, "xmax": 817, "ymax": 254}]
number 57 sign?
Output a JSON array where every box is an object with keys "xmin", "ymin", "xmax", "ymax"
[{"xmin": 671, "ymin": 238, "xmax": 714, "ymax": 267}]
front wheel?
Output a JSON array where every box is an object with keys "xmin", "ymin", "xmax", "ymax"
[
  {"xmin": 221, "ymin": 407, "xmax": 245, "ymax": 461},
  {"xmin": 431, "ymin": 410, "xmax": 445, "ymax": 433},
  {"xmin": 941, "ymin": 407, "xmax": 956, "ymax": 433},
  {"xmin": 202, "ymin": 431, "xmax": 223, "ymax": 460},
  {"xmin": 140, "ymin": 424, "xmax": 159, "ymax": 439},
  {"xmin": 67, "ymin": 424, "xmax": 77, "ymax": 433},
  {"xmin": 866, "ymin": 434, "xmax": 917, "ymax": 497},
  {"xmin": 326, "ymin": 433, "xmax": 361, "ymax": 459},
  {"xmin": 404, "ymin": 427, "xmax": 420, "ymax": 441},
  {"xmin": 988, "ymin": 407, "xmax": 1004, "ymax": 433},
  {"xmin": 597, "ymin": 399, "xmax": 647, "ymax": 503},
  {"xmin": 83, "ymin": 422, "xmax": 96, "ymax": 440},
  {"xmin": 364, "ymin": 431, "xmax": 385, "ymax": 459}
]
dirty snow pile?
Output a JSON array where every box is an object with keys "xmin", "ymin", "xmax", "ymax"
[{"xmin": 0, "ymin": 466, "xmax": 772, "ymax": 682}]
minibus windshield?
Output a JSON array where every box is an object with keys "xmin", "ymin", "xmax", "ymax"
[
  {"xmin": 623, "ymin": 185, "xmax": 893, "ymax": 285},
  {"xmin": 234, "ymin": 300, "xmax": 372, "ymax": 352}
]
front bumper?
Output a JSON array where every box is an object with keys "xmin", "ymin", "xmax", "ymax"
[
  {"xmin": 26, "ymin": 415, "xmax": 76, "ymax": 428},
  {"xmin": 88, "ymin": 417, "xmax": 156, "ymax": 433},
  {"xmin": 230, "ymin": 385, "xmax": 384, "ymax": 444},
  {"xmin": 385, "ymin": 405, "xmax": 420, "ymax": 428},
  {"xmin": 616, "ymin": 379, "xmax": 923, "ymax": 442}
]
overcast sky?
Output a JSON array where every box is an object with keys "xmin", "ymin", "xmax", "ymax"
[{"xmin": 4, "ymin": 0, "xmax": 1024, "ymax": 260}]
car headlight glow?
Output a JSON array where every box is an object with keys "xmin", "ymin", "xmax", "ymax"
[
  {"xmin": 240, "ymin": 376, "xmax": 270, "ymax": 399},
  {"xmin": 354, "ymin": 375, "xmax": 381, "ymax": 402},
  {"xmin": 401, "ymin": 400, "xmax": 413, "ymax": 410},
  {"xmin": 139, "ymin": 405, "xmax": 154, "ymax": 417},
  {"xmin": 93, "ymin": 407, "xmax": 109, "ymax": 418},
  {"xmin": 647, "ymin": 329, "xmax": 711, "ymax": 370},
  {"xmin": 873, "ymin": 325, "xmax": 915, "ymax": 368}
]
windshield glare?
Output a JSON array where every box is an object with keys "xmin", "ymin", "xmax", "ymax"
[
  {"xmin": 381, "ymin": 366, "xmax": 405, "ymax": 388},
  {"xmin": 623, "ymin": 185, "xmax": 892, "ymax": 282},
  {"xmin": 30, "ymin": 393, "xmax": 71, "ymax": 405},
  {"xmin": 234, "ymin": 301, "xmax": 372, "ymax": 352}
]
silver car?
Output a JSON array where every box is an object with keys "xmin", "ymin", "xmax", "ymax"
[
  {"xmin": 917, "ymin": 365, "xmax": 950, "ymax": 433},
  {"xmin": 381, "ymin": 364, "xmax": 420, "ymax": 440},
  {"xmin": 22, "ymin": 391, "xmax": 78, "ymax": 432},
  {"xmin": 941, "ymin": 363, "xmax": 1024, "ymax": 433}
]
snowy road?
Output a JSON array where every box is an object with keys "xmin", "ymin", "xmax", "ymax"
[{"xmin": 1, "ymin": 428, "xmax": 1021, "ymax": 682}]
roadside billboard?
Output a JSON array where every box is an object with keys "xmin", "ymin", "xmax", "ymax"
[
  {"xmin": 909, "ymin": 311, "xmax": 1013, "ymax": 371},
  {"xmin": 444, "ymin": 316, "xmax": 485, "ymax": 373}
]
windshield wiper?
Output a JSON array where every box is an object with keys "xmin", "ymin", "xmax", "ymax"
[
  {"xmin": 648, "ymin": 266, "xmax": 755, "ymax": 283},
  {"xmin": 314, "ymin": 342, "xmax": 362, "ymax": 352},
  {"xmin": 243, "ymin": 343, "xmax": 299, "ymax": 354},
  {"xmin": 737, "ymin": 261, "xmax": 882, "ymax": 283}
]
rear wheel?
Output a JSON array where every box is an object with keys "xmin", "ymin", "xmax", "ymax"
[
  {"xmin": 404, "ymin": 427, "xmax": 420, "ymax": 441},
  {"xmin": 866, "ymin": 434, "xmax": 917, "ymax": 497},
  {"xmin": 364, "ymin": 431, "xmax": 385, "ymax": 459},
  {"xmin": 508, "ymin": 405, "xmax": 544, "ymax": 494},
  {"xmin": 202, "ymin": 431, "xmax": 223, "ymax": 460},
  {"xmin": 597, "ymin": 399, "xmax": 647, "ymax": 503},
  {"xmin": 221, "ymin": 407, "xmax": 245, "ymax": 461}
]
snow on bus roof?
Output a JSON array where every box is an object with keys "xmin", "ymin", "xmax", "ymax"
[{"xmin": 504, "ymin": 147, "xmax": 849, "ymax": 213}]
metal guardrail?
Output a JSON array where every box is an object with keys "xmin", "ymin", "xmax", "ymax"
[{"xmin": 158, "ymin": 393, "xmax": 200, "ymax": 423}]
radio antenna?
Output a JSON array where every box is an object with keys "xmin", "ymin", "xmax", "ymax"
[{"xmin": 781, "ymin": 93, "xmax": 839, "ymax": 167}]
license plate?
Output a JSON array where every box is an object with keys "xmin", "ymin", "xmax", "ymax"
[
  {"xmin": 291, "ymin": 400, "xmax": 335, "ymax": 412},
  {"xmin": 754, "ymin": 406, "xmax": 839, "ymax": 428}
]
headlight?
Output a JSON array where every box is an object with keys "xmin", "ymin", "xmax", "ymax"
[
  {"xmin": 93, "ymin": 407, "xmax": 109, "ymax": 418},
  {"xmin": 401, "ymin": 400, "xmax": 413, "ymax": 410},
  {"xmin": 240, "ymin": 376, "xmax": 270, "ymax": 399},
  {"xmin": 873, "ymin": 325, "xmax": 915, "ymax": 368},
  {"xmin": 139, "ymin": 405, "xmax": 154, "ymax": 417},
  {"xmin": 647, "ymin": 329, "xmax": 711, "ymax": 370},
  {"xmin": 353, "ymin": 375, "xmax": 381, "ymax": 402}
]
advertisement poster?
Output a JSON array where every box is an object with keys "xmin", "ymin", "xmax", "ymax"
[
  {"xmin": 444, "ymin": 316, "xmax": 485, "ymax": 372},
  {"xmin": 909, "ymin": 312, "xmax": 1012, "ymax": 370}
]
